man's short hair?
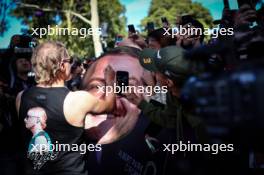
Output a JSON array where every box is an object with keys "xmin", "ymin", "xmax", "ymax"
[
  {"xmin": 97, "ymin": 46, "xmax": 141, "ymax": 60},
  {"xmin": 81, "ymin": 46, "xmax": 140, "ymax": 90}
]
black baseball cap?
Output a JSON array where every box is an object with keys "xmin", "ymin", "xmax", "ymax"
[{"xmin": 139, "ymin": 46, "xmax": 194, "ymax": 80}]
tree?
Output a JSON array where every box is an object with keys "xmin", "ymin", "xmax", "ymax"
[
  {"xmin": 0, "ymin": 0, "xmax": 17, "ymax": 37},
  {"xmin": 7, "ymin": 0, "xmax": 126, "ymax": 58},
  {"xmin": 141, "ymin": 0, "xmax": 213, "ymax": 31}
]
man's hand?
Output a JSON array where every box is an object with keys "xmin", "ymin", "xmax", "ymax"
[
  {"xmin": 176, "ymin": 35, "xmax": 184, "ymax": 47},
  {"xmin": 129, "ymin": 34, "xmax": 148, "ymax": 49},
  {"xmin": 141, "ymin": 70, "xmax": 156, "ymax": 87},
  {"xmin": 117, "ymin": 34, "xmax": 147, "ymax": 50},
  {"xmin": 221, "ymin": 7, "xmax": 237, "ymax": 27},
  {"xmin": 85, "ymin": 97, "xmax": 140, "ymax": 144},
  {"xmin": 124, "ymin": 91, "xmax": 143, "ymax": 106},
  {"xmin": 234, "ymin": 4, "xmax": 257, "ymax": 28},
  {"xmin": 104, "ymin": 65, "xmax": 115, "ymax": 85}
]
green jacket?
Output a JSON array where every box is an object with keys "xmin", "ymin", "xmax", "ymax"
[{"xmin": 138, "ymin": 92, "xmax": 208, "ymax": 143}]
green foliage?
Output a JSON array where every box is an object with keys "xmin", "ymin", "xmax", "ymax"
[
  {"xmin": 141, "ymin": 0, "xmax": 213, "ymax": 31},
  {"xmin": 10, "ymin": 0, "xmax": 126, "ymax": 58}
]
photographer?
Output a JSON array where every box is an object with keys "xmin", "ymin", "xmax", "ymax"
[
  {"xmin": 176, "ymin": 16, "xmax": 205, "ymax": 50},
  {"xmin": 9, "ymin": 54, "xmax": 35, "ymax": 96},
  {"xmin": 124, "ymin": 46, "xmax": 208, "ymax": 144},
  {"xmin": 0, "ymin": 34, "xmax": 36, "ymax": 175},
  {"xmin": 147, "ymin": 28, "xmax": 176, "ymax": 49}
]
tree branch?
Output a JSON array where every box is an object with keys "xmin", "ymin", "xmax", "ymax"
[
  {"xmin": 17, "ymin": 2, "xmax": 91, "ymax": 25},
  {"xmin": 69, "ymin": 11, "xmax": 91, "ymax": 25},
  {"xmin": 18, "ymin": 2, "xmax": 64, "ymax": 13}
]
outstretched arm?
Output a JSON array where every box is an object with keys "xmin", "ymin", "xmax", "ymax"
[{"xmin": 64, "ymin": 65, "xmax": 116, "ymax": 127}]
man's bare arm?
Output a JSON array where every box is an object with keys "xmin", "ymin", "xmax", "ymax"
[
  {"xmin": 64, "ymin": 65, "xmax": 116, "ymax": 126},
  {"xmin": 90, "ymin": 65, "xmax": 115, "ymax": 113}
]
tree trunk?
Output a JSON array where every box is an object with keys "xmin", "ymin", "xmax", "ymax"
[
  {"xmin": 90, "ymin": 0, "xmax": 103, "ymax": 57},
  {"xmin": 66, "ymin": 0, "xmax": 73, "ymax": 46}
]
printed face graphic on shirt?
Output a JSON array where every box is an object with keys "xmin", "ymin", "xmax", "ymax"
[{"xmin": 25, "ymin": 107, "xmax": 57, "ymax": 170}]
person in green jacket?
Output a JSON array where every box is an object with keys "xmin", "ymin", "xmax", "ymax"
[{"xmin": 125, "ymin": 46, "xmax": 208, "ymax": 144}]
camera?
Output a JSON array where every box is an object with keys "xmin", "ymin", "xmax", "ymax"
[
  {"xmin": 116, "ymin": 71, "xmax": 129, "ymax": 96},
  {"xmin": 181, "ymin": 66, "xmax": 264, "ymax": 127},
  {"xmin": 127, "ymin": 24, "xmax": 136, "ymax": 34},
  {"xmin": 146, "ymin": 22, "xmax": 155, "ymax": 34},
  {"xmin": 180, "ymin": 35, "xmax": 264, "ymax": 147},
  {"xmin": 161, "ymin": 17, "xmax": 169, "ymax": 27},
  {"xmin": 0, "ymin": 35, "xmax": 37, "ymax": 86}
]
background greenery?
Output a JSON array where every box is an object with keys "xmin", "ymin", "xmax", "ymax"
[{"xmin": 1, "ymin": 0, "xmax": 213, "ymax": 58}]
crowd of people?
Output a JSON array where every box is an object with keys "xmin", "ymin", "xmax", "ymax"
[{"xmin": 0, "ymin": 2, "xmax": 264, "ymax": 175}]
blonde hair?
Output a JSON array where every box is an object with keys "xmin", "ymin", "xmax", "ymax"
[{"xmin": 31, "ymin": 41, "xmax": 69, "ymax": 85}]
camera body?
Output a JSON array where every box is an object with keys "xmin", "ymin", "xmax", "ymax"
[
  {"xmin": 181, "ymin": 33, "xmax": 264, "ymax": 145},
  {"xmin": 127, "ymin": 24, "xmax": 136, "ymax": 34},
  {"xmin": 116, "ymin": 71, "xmax": 129, "ymax": 96},
  {"xmin": 181, "ymin": 66, "xmax": 264, "ymax": 127},
  {"xmin": 0, "ymin": 35, "xmax": 36, "ymax": 88}
]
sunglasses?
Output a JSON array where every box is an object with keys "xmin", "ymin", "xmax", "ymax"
[
  {"xmin": 82, "ymin": 63, "xmax": 89, "ymax": 69},
  {"xmin": 62, "ymin": 57, "xmax": 73, "ymax": 64}
]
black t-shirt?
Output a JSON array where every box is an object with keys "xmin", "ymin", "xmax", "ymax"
[{"xmin": 19, "ymin": 86, "xmax": 87, "ymax": 175}]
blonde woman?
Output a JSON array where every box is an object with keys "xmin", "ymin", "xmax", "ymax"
[{"xmin": 16, "ymin": 41, "xmax": 116, "ymax": 175}]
